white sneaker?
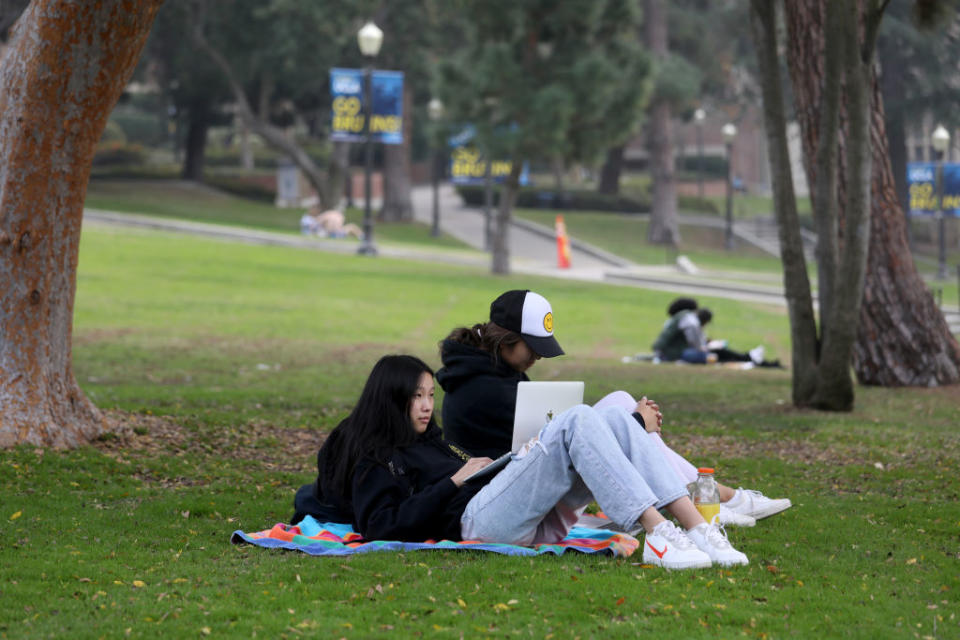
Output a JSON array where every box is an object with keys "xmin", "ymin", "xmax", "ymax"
[
  {"xmin": 686, "ymin": 522, "xmax": 749, "ymax": 566},
  {"xmin": 717, "ymin": 504, "xmax": 756, "ymax": 527},
  {"xmin": 749, "ymin": 345, "xmax": 765, "ymax": 364},
  {"xmin": 726, "ymin": 488, "xmax": 792, "ymax": 520},
  {"xmin": 642, "ymin": 521, "xmax": 712, "ymax": 570}
]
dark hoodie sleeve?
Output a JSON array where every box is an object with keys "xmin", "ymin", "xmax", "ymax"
[{"xmin": 351, "ymin": 458, "xmax": 461, "ymax": 541}]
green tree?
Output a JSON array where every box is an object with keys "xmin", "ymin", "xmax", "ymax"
[
  {"xmin": 191, "ymin": 0, "xmax": 361, "ymax": 208},
  {"xmin": 439, "ymin": 0, "xmax": 652, "ymax": 274}
]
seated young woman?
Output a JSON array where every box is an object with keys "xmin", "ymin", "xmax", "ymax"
[
  {"xmin": 436, "ymin": 289, "xmax": 791, "ymax": 526},
  {"xmin": 309, "ymin": 354, "xmax": 748, "ymax": 569}
]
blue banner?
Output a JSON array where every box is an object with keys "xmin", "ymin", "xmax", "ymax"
[
  {"xmin": 907, "ymin": 162, "xmax": 960, "ymax": 216},
  {"xmin": 330, "ymin": 68, "xmax": 403, "ymax": 145},
  {"xmin": 447, "ymin": 125, "xmax": 529, "ymax": 186}
]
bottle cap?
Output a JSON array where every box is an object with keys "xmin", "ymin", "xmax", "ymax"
[{"xmin": 697, "ymin": 467, "xmax": 715, "ymax": 474}]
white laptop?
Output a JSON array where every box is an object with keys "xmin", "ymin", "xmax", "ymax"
[{"xmin": 464, "ymin": 381, "xmax": 585, "ymax": 482}]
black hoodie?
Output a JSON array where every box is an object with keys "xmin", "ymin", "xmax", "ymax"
[
  {"xmin": 350, "ymin": 425, "xmax": 487, "ymax": 541},
  {"xmin": 436, "ymin": 339, "xmax": 528, "ymax": 458}
]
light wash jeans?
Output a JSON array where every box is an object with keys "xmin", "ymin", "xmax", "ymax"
[
  {"xmin": 593, "ymin": 390, "xmax": 699, "ymax": 485},
  {"xmin": 460, "ymin": 405, "xmax": 689, "ymax": 545}
]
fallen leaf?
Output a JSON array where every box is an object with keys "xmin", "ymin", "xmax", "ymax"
[
  {"xmin": 9, "ymin": 511, "xmax": 21, "ymax": 521},
  {"xmin": 766, "ymin": 565, "xmax": 779, "ymax": 574},
  {"xmin": 457, "ymin": 597, "xmax": 467, "ymax": 608},
  {"xmin": 200, "ymin": 627, "xmax": 211, "ymax": 636},
  {"xmin": 132, "ymin": 580, "xmax": 146, "ymax": 588},
  {"xmin": 906, "ymin": 558, "xmax": 917, "ymax": 565},
  {"xmin": 616, "ymin": 597, "xmax": 625, "ymax": 606}
]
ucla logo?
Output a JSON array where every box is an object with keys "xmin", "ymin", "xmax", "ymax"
[
  {"xmin": 543, "ymin": 312, "xmax": 553, "ymax": 333},
  {"xmin": 909, "ymin": 166, "xmax": 934, "ymax": 182},
  {"xmin": 332, "ymin": 75, "xmax": 362, "ymax": 95}
]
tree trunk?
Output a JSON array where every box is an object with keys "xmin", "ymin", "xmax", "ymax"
[
  {"xmin": 598, "ymin": 145, "xmax": 624, "ymax": 195},
  {"xmin": 784, "ymin": 0, "xmax": 960, "ymax": 388},
  {"xmin": 491, "ymin": 162, "xmax": 522, "ymax": 275},
  {"xmin": 0, "ymin": 0, "xmax": 163, "ymax": 448},
  {"xmin": 326, "ymin": 141, "xmax": 349, "ymax": 210},
  {"xmin": 182, "ymin": 102, "xmax": 209, "ymax": 181},
  {"xmin": 644, "ymin": 0, "xmax": 679, "ymax": 246},
  {"xmin": 380, "ymin": 84, "xmax": 414, "ymax": 222},
  {"xmin": 748, "ymin": 0, "xmax": 819, "ymax": 406}
]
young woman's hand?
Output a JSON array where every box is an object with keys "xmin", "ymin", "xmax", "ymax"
[
  {"xmin": 635, "ymin": 396, "xmax": 663, "ymax": 433},
  {"xmin": 451, "ymin": 457, "xmax": 494, "ymax": 487}
]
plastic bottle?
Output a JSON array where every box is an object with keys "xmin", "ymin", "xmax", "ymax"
[{"xmin": 691, "ymin": 467, "xmax": 720, "ymax": 524}]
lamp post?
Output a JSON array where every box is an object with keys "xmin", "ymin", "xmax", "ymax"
[
  {"xmin": 357, "ymin": 21, "xmax": 383, "ymax": 256},
  {"xmin": 722, "ymin": 122, "xmax": 737, "ymax": 250},
  {"xmin": 428, "ymin": 97, "xmax": 444, "ymax": 237},
  {"xmin": 932, "ymin": 124, "xmax": 950, "ymax": 280},
  {"xmin": 694, "ymin": 108, "xmax": 705, "ymax": 200}
]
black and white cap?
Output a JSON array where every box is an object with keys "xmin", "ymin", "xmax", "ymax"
[{"xmin": 489, "ymin": 290, "xmax": 564, "ymax": 358}]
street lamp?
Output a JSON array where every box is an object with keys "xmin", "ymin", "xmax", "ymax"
[
  {"xmin": 357, "ymin": 21, "xmax": 383, "ymax": 256},
  {"xmin": 694, "ymin": 108, "xmax": 705, "ymax": 200},
  {"xmin": 428, "ymin": 97, "xmax": 444, "ymax": 237},
  {"xmin": 722, "ymin": 122, "xmax": 737, "ymax": 250},
  {"xmin": 932, "ymin": 124, "xmax": 950, "ymax": 279}
]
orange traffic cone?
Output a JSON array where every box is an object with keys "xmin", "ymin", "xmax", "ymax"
[{"xmin": 556, "ymin": 215, "xmax": 571, "ymax": 269}]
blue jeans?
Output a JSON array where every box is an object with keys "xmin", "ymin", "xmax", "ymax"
[{"xmin": 460, "ymin": 405, "xmax": 689, "ymax": 545}]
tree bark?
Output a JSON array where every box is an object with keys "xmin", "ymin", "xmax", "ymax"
[
  {"xmin": 644, "ymin": 0, "xmax": 679, "ymax": 245},
  {"xmin": 491, "ymin": 162, "xmax": 522, "ymax": 275},
  {"xmin": 380, "ymin": 84, "xmax": 414, "ymax": 222},
  {"xmin": 182, "ymin": 102, "xmax": 210, "ymax": 181},
  {"xmin": 598, "ymin": 145, "xmax": 624, "ymax": 195},
  {"xmin": 785, "ymin": 0, "xmax": 960, "ymax": 388},
  {"xmin": 0, "ymin": 0, "xmax": 163, "ymax": 448},
  {"xmin": 748, "ymin": 0, "xmax": 819, "ymax": 406}
]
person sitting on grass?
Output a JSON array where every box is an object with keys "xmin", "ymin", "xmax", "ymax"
[
  {"xmin": 311, "ymin": 353, "xmax": 749, "ymax": 569},
  {"xmin": 436, "ymin": 290, "xmax": 791, "ymax": 526},
  {"xmin": 653, "ymin": 300, "xmax": 781, "ymax": 368}
]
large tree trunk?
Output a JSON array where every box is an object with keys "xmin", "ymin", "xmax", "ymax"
[
  {"xmin": 785, "ymin": 0, "xmax": 960, "ymax": 388},
  {"xmin": 380, "ymin": 84, "xmax": 414, "ymax": 222},
  {"xmin": 491, "ymin": 162, "xmax": 522, "ymax": 275},
  {"xmin": 182, "ymin": 102, "xmax": 210, "ymax": 181},
  {"xmin": 597, "ymin": 145, "xmax": 624, "ymax": 195},
  {"xmin": 0, "ymin": 0, "xmax": 163, "ymax": 448},
  {"xmin": 644, "ymin": 0, "xmax": 679, "ymax": 245}
]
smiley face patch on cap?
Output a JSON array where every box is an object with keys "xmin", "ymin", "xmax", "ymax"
[{"xmin": 489, "ymin": 290, "xmax": 565, "ymax": 358}]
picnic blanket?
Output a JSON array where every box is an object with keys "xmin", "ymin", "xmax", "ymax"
[{"xmin": 231, "ymin": 516, "xmax": 639, "ymax": 557}]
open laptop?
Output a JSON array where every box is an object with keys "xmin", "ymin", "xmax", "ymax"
[{"xmin": 464, "ymin": 381, "xmax": 585, "ymax": 482}]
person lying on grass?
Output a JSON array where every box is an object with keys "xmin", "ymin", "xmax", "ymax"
[
  {"xmin": 436, "ymin": 289, "xmax": 791, "ymax": 527},
  {"xmin": 310, "ymin": 353, "xmax": 748, "ymax": 570}
]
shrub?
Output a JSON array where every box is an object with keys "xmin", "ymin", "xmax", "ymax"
[
  {"xmin": 455, "ymin": 185, "xmax": 649, "ymax": 213},
  {"xmin": 204, "ymin": 174, "xmax": 275, "ymax": 202},
  {"xmin": 92, "ymin": 142, "xmax": 146, "ymax": 167}
]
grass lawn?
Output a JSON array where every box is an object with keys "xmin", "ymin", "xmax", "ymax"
[
  {"xmin": 84, "ymin": 179, "xmax": 469, "ymax": 251},
  {"xmin": 2, "ymin": 225, "xmax": 958, "ymax": 638}
]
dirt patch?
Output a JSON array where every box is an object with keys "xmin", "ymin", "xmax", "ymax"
[{"xmin": 94, "ymin": 410, "xmax": 325, "ymax": 482}]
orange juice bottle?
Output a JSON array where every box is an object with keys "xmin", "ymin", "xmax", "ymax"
[{"xmin": 692, "ymin": 467, "xmax": 720, "ymax": 524}]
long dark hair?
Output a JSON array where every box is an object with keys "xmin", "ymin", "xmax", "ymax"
[
  {"xmin": 441, "ymin": 321, "xmax": 523, "ymax": 364},
  {"xmin": 319, "ymin": 355, "xmax": 438, "ymax": 500}
]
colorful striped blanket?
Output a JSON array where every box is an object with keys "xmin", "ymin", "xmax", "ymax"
[{"xmin": 231, "ymin": 516, "xmax": 639, "ymax": 557}]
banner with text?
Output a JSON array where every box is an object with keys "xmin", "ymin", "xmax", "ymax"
[
  {"xmin": 330, "ymin": 68, "xmax": 403, "ymax": 145},
  {"xmin": 447, "ymin": 125, "xmax": 529, "ymax": 186},
  {"xmin": 907, "ymin": 162, "xmax": 960, "ymax": 216}
]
